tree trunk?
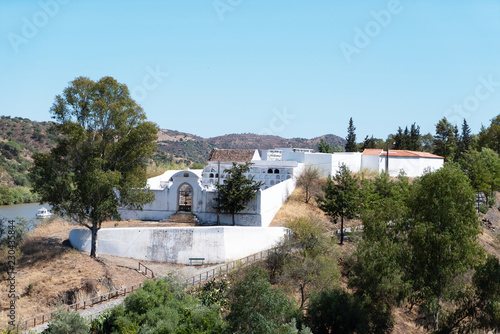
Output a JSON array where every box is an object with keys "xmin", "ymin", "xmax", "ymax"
[
  {"xmin": 433, "ymin": 307, "xmax": 439, "ymax": 331},
  {"xmin": 90, "ymin": 223, "xmax": 98, "ymax": 258},
  {"xmin": 340, "ymin": 215, "xmax": 344, "ymax": 245},
  {"xmin": 232, "ymin": 214, "xmax": 235, "ymax": 226}
]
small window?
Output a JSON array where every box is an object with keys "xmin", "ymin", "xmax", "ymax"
[
  {"xmin": 209, "ymin": 173, "xmax": 214, "ymax": 178},
  {"xmin": 215, "ymin": 173, "xmax": 219, "ymax": 178},
  {"xmin": 276, "ymin": 175, "xmax": 280, "ymax": 179},
  {"xmin": 270, "ymin": 180, "xmax": 274, "ymax": 185},
  {"xmin": 184, "ymin": 173, "xmax": 189, "ymax": 177},
  {"xmin": 274, "ymin": 169, "xmax": 279, "ymax": 174},
  {"xmin": 267, "ymin": 168, "xmax": 273, "ymax": 173}
]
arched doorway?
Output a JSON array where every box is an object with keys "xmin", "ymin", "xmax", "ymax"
[{"xmin": 178, "ymin": 183, "xmax": 193, "ymax": 212}]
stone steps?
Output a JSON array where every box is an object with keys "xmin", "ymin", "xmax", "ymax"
[{"xmin": 160, "ymin": 213, "xmax": 200, "ymax": 225}]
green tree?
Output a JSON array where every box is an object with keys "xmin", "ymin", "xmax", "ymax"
[
  {"xmin": 359, "ymin": 135, "xmax": 381, "ymax": 151},
  {"xmin": 393, "ymin": 126, "xmax": 409, "ymax": 150},
  {"xmin": 459, "ymin": 148, "xmax": 500, "ymax": 206},
  {"xmin": 227, "ymin": 265, "xmax": 298, "ymax": 334},
  {"xmin": 403, "ymin": 164, "xmax": 483, "ymax": 331},
  {"xmin": 345, "ymin": 117, "xmax": 357, "ymax": 152},
  {"xmin": 215, "ymin": 162, "xmax": 263, "ymax": 226},
  {"xmin": 456, "ymin": 119, "xmax": 472, "ymax": 161},
  {"xmin": 307, "ymin": 288, "xmax": 369, "ymax": 334},
  {"xmin": 317, "ymin": 139, "xmax": 334, "ymax": 153},
  {"xmin": 433, "ymin": 117, "xmax": 458, "ymax": 161},
  {"xmin": 409, "ymin": 123, "xmax": 421, "ymax": 151},
  {"xmin": 477, "ymin": 114, "xmax": 500, "ymax": 153},
  {"xmin": 350, "ymin": 173, "xmax": 410, "ymax": 332},
  {"xmin": 278, "ymin": 218, "xmax": 340, "ymax": 309},
  {"xmin": 439, "ymin": 255, "xmax": 500, "ymax": 333},
  {"xmin": 30, "ymin": 76, "xmax": 158, "ymax": 258},
  {"xmin": 295, "ymin": 165, "xmax": 321, "ymax": 204},
  {"xmin": 316, "ymin": 165, "xmax": 360, "ymax": 245}
]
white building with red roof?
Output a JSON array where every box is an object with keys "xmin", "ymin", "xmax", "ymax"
[{"xmin": 361, "ymin": 149, "xmax": 444, "ymax": 177}]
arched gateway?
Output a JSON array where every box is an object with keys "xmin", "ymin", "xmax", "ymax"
[{"xmin": 178, "ymin": 183, "xmax": 193, "ymax": 212}]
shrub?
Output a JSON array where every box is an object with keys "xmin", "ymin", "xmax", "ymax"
[
  {"xmin": 42, "ymin": 308, "xmax": 89, "ymax": 334},
  {"xmin": 488, "ymin": 196, "xmax": 496, "ymax": 208},
  {"xmin": 479, "ymin": 204, "xmax": 489, "ymax": 214},
  {"xmin": 307, "ymin": 288, "xmax": 369, "ymax": 334},
  {"xmin": 227, "ymin": 265, "xmax": 299, "ymax": 334}
]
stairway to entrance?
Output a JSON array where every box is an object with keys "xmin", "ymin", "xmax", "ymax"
[{"xmin": 160, "ymin": 213, "xmax": 200, "ymax": 226}]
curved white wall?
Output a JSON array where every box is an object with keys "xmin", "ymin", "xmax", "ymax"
[{"xmin": 69, "ymin": 227, "xmax": 288, "ymax": 264}]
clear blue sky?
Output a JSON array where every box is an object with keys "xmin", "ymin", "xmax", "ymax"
[{"xmin": 1, "ymin": 1, "xmax": 500, "ymax": 141}]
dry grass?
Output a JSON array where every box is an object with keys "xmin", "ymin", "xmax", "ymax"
[
  {"xmin": 269, "ymin": 187, "xmax": 362, "ymax": 230},
  {"xmin": 0, "ymin": 218, "xmax": 146, "ymax": 326}
]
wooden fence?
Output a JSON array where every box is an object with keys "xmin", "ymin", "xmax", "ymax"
[
  {"xmin": 17, "ymin": 236, "xmax": 327, "ymax": 332},
  {"xmin": 16, "ymin": 262, "xmax": 158, "ymax": 332}
]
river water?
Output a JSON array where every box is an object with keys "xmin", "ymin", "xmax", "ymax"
[{"xmin": 0, "ymin": 203, "xmax": 53, "ymax": 221}]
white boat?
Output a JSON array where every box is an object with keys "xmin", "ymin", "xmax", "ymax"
[{"xmin": 35, "ymin": 207, "xmax": 53, "ymax": 219}]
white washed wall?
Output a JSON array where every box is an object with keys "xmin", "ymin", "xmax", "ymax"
[
  {"xmin": 69, "ymin": 226, "xmax": 288, "ymax": 264},
  {"xmin": 260, "ymin": 178, "xmax": 296, "ymax": 227}
]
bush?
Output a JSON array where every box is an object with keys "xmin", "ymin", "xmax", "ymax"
[
  {"xmin": 307, "ymin": 288, "xmax": 369, "ymax": 334},
  {"xmin": 92, "ymin": 276, "xmax": 226, "ymax": 333},
  {"xmin": 42, "ymin": 308, "xmax": 89, "ymax": 334},
  {"xmin": 488, "ymin": 196, "xmax": 496, "ymax": 208},
  {"xmin": 227, "ymin": 265, "xmax": 299, "ymax": 334},
  {"xmin": 479, "ymin": 204, "xmax": 489, "ymax": 214}
]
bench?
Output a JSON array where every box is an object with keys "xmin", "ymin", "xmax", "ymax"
[{"xmin": 189, "ymin": 257, "xmax": 205, "ymax": 266}]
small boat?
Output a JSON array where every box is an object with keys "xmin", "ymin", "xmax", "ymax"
[{"xmin": 35, "ymin": 207, "xmax": 53, "ymax": 219}]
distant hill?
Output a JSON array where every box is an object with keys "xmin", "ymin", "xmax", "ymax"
[
  {"xmin": 157, "ymin": 131, "xmax": 346, "ymax": 164},
  {"xmin": 0, "ymin": 116, "xmax": 346, "ymax": 190}
]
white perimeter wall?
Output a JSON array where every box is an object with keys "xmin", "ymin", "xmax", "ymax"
[
  {"xmin": 260, "ymin": 178, "xmax": 296, "ymax": 227},
  {"xmin": 69, "ymin": 226, "xmax": 288, "ymax": 264},
  {"xmin": 331, "ymin": 153, "xmax": 362, "ymax": 174},
  {"xmin": 381, "ymin": 157, "xmax": 444, "ymax": 177}
]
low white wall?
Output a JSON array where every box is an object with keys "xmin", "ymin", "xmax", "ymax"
[{"xmin": 69, "ymin": 226, "xmax": 288, "ymax": 264}]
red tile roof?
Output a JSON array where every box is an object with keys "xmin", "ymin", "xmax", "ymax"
[
  {"xmin": 207, "ymin": 149, "xmax": 257, "ymax": 162},
  {"xmin": 362, "ymin": 149, "xmax": 443, "ymax": 159}
]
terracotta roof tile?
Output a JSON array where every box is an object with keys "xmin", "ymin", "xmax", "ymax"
[{"xmin": 207, "ymin": 149, "xmax": 257, "ymax": 162}]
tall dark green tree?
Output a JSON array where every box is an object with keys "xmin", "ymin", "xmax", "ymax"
[
  {"xmin": 215, "ymin": 162, "xmax": 263, "ymax": 225},
  {"xmin": 409, "ymin": 123, "xmax": 421, "ymax": 151},
  {"xmin": 393, "ymin": 127, "xmax": 409, "ymax": 150},
  {"xmin": 316, "ymin": 165, "xmax": 360, "ymax": 245},
  {"xmin": 345, "ymin": 117, "xmax": 357, "ymax": 152},
  {"xmin": 456, "ymin": 119, "xmax": 472, "ymax": 161},
  {"xmin": 359, "ymin": 135, "xmax": 378, "ymax": 150},
  {"xmin": 433, "ymin": 117, "xmax": 458, "ymax": 161},
  {"xmin": 29, "ymin": 76, "xmax": 158, "ymax": 258},
  {"xmin": 403, "ymin": 164, "xmax": 483, "ymax": 331}
]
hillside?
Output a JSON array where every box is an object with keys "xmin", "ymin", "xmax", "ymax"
[
  {"xmin": 0, "ymin": 117, "xmax": 346, "ymax": 184},
  {"xmin": 158, "ymin": 131, "xmax": 346, "ymax": 164}
]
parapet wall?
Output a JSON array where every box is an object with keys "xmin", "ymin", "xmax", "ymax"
[{"xmin": 69, "ymin": 226, "xmax": 288, "ymax": 264}]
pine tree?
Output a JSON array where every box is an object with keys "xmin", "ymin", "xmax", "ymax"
[
  {"xmin": 316, "ymin": 165, "xmax": 360, "ymax": 245},
  {"xmin": 456, "ymin": 119, "xmax": 472, "ymax": 161},
  {"xmin": 345, "ymin": 117, "xmax": 357, "ymax": 152},
  {"xmin": 409, "ymin": 123, "xmax": 421, "ymax": 151},
  {"xmin": 433, "ymin": 117, "xmax": 458, "ymax": 162}
]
